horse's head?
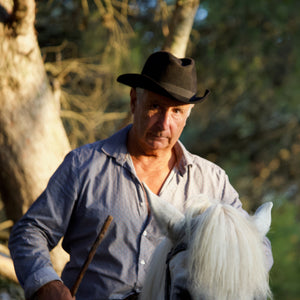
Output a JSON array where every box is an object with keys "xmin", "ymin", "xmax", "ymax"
[{"xmin": 142, "ymin": 184, "xmax": 273, "ymax": 300}]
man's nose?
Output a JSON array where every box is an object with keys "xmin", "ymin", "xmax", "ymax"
[{"xmin": 157, "ymin": 110, "xmax": 171, "ymax": 129}]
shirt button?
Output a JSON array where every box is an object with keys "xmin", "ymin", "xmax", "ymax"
[
  {"xmin": 143, "ymin": 231, "xmax": 147, "ymax": 237},
  {"xmin": 140, "ymin": 259, "xmax": 146, "ymax": 265}
]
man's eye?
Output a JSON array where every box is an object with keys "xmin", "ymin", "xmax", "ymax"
[{"xmin": 173, "ymin": 108, "xmax": 182, "ymax": 114}]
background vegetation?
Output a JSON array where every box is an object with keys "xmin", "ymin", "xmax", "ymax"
[{"xmin": 1, "ymin": 0, "xmax": 299, "ymax": 298}]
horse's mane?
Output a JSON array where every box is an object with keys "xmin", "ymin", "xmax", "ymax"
[{"xmin": 186, "ymin": 202, "xmax": 272, "ymax": 300}]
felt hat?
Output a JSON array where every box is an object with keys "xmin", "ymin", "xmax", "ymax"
[{"xmin": 117, "ymin": 51, "xmax": 209, "ymax": 103}]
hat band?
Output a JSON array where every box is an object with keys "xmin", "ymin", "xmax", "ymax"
[{"xmin": 160, "ymin": 81, "xmax": 195, "ymax": 99}]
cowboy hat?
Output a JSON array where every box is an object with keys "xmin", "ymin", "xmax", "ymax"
[{"xmin": 117, "ymin": 51, "xmax": 209, "ymax": 104}]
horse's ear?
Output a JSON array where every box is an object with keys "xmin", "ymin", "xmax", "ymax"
[
  {"xmin": 143, "ymin": 183, "xmax": 185, "ymax": 240},
  {"xmin": 253, "ymin": 202, "xmax": 273, "ymax": 236}
]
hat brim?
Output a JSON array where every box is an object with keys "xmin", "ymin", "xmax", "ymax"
[{"xmin": 117, "ymin": 73, "xmax": 209, "ymax": 104}]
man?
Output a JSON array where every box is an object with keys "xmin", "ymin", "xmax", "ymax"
[{"xmin": 9, "ymin": 51, "xmax": 273, "ymax": 300}]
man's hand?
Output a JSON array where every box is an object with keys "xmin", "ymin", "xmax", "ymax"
[{"xmin": 33, "ymin": 280, "xmax": 75, "ymax": 300}]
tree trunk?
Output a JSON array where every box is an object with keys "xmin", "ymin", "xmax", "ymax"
[
  {"xmin": 0, "ymin": 0, "xmax": 71, "ymax": 277},
  {"xmin": 163, "ymin": 0, "xmax": 200, "ymax": 57},
  {"xmin": 0, "ymin": 0, "xmax": 71, "ymax": 222}
]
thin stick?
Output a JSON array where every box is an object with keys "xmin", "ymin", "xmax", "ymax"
[{"xmin": 70, "ymin": 215, "xmax": 113, "ymax": 297}]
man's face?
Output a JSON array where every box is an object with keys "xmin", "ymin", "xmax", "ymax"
[{"xmin": 130, "ymin": 88, "xmax": 193, "ymax": 154}]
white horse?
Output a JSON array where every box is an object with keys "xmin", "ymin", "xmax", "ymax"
[{"xmin": 140, "ymin": 186, "xmax": 273, "ymax": 300}]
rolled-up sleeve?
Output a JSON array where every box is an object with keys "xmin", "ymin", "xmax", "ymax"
[{"xmin": 8, "ymin": 152, "xmax": 78, "ymax": 299}]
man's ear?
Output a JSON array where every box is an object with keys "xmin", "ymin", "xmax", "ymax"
[{"xmin": 130, "ymin": 88, "xmax": 137, "ymax": 114}]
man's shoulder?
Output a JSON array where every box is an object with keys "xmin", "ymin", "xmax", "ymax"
[
  {"xmin": 191, "ymin": 153, "xmax": 223, "ymax": 170},
  {"xmin": 67, "ymin": 125, "xmax": 131, "ymax": 166},
  {"xmin": 60, "ymin": 141, "xmax": 105, "ymax": 172},
  {"xmin": 71, "ymin": 140, "xmax": 104, "ymax": 158},
  {"xmin": 191, "ymin": 154, "xmax": 227, "ymax": 179},
  {"xmin": 177, "ymin": 141, "xmax": 226, "ymax": 175}
]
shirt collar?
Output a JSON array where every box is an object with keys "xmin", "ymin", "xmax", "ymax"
[
  {"xmin": 101, "ymin": 124, "xmax": 194, "ymax": 175},
  {"xmin": 101, "ymin": 124, "xmax": 132, "ymax": 166},
  {"xmin": 173, "ymin": 140, "xmax": 194, "ymax": 175}
]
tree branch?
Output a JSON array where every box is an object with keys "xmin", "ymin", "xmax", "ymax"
[{"xmin": 163, "ymin": 0, "xmax": 200, "ymax": 57}]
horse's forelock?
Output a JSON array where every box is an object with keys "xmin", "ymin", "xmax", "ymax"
[{"xmin": 186, "ymin": 203, "xmax": 272, "ymax": 300}]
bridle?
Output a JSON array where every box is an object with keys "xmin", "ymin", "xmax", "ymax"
[{"xmin": 165, "ymin": 242, "xmax": 189, "ymax": 300}]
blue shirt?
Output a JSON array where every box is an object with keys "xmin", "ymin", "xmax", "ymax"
[{"xmin": 9, "ymin": 124, "xmax": 273, "ymax": 299}]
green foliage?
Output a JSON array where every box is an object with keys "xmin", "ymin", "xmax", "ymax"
[
  {"xmin": 268, "ymin": 198, "xmax": 300, "ymax": 299},
  {"xmin": 188, "ymin": 0, "xmax": 300, "ymax": 145},
  {"xmin": 180, "ymin": 0, "xmax": 300, "ymax": 207}
]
